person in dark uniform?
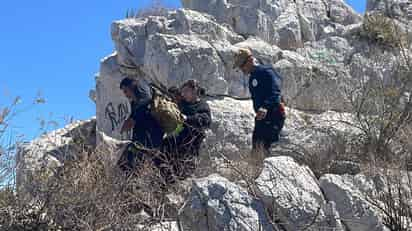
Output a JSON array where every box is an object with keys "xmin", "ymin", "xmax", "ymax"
[
  {"xmin": 163, "ymin": 79, "xmax": 212, "ymax": 180},
  {"xmin": 118, "ymin": 77, "xmax": 164, "ymax": 173},
  {"xmin": 233, "ymin": 48, "xmax": 286, "ymax": 155}
]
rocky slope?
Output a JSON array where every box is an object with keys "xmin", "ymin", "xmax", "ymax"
[{"xmin": 17, "ymin": 0, "xmax": 412, "ymax": 230}]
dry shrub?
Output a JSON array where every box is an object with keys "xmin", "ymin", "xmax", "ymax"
[
  {"xmin": 377, "ymin": 170, "xmax": 412, "ymax": 231},
  {"xmin": 1, "ymin": 143, "xmax": 189, "ymax": 231},
  {"xmin": 219, "ymin": 148, "xmax": 266, "ymax": 194},
  {"xmin": 341, "ymin": 31, "xmax": 412, "ymax": 164},
  {"xmin": 361, "ymin": 13, "xmax": 408, "ymax": 48},
  {"xmin": 300, "ymin": 129, "xmax": 360, "ymax": 178},
  {"xmin": 0, "ymin": 97, "xmax": 56, "ymax": 230},
  {"xmin": 336, "ymin": 20, "xmax": 412, "ymax": 230},
  {"xmin": 0, "ymin": 94, "xmax": 189, "ymax": 230},
  {"xmin": 361, "ymin": 164, "xmax": 412, "ymax": 231},
  {"xmin": 196, "ymin": 141, "xmax": 267, "ymax": 187}
]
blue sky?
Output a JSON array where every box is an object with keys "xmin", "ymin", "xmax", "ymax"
[{"xmin": 0, "ymin": 0, "xmax": 365, "ymax": 141}]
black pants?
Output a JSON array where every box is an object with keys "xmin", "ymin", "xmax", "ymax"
[
  {"xmin": 118, "ymin": 143, "xmax": 144, "ymax": 173},
  {"xmin": 118, "ymin": 143, "xmax": 167, "ymax": 175},
  {"xmin": 252, "ymin": 110, "xmax": 285, "ymax": 154}
]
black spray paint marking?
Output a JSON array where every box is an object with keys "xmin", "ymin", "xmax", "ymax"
[{"xmin": 105, "ymin": 102, "xmax": 129, "ymax": 131}]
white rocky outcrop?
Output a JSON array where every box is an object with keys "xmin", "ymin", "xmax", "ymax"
[
  {"xmin": 111, "ymin": 9, "xmax": 243, "ymax": 66},
  {"xmin": 182, "ymin": 0, "xmax": 291, "ymax": 46},
  {"xmin": 17, "ymin": 96, "xmax": 355, "ymax": 201},
  {"xmin": 203, "ymin": 97, "xmax": 356, "ymax": 162},
  {"xmin": 182, "ymin": 0, "xmax": 362, "ymax": 46},
  {"xmin": 96, "ymin": 54, "xmax": 132, "ymax": 140},
  {"xmin": 367, "ymin": 0, "xmax": 412, "ymax": 20},
  {"xmin": 16, "ymin": 118, "xmax": 96, "ymax": 202},
  {"xmin": 94, "ymin": 0, "xmax": 412, "ymax": 139},
  {"xmin": 320, "ymin": 174, "xmax": 390, "ymax": 231},
  {"xmin": 95, "ymin": 0, "xmax": 374, "ymax": 141},
  {"xmin": 97, "ymin": 9, "xmax": 246, "ymax": 140},
  {"xmin": 15, "ymin": 0, "xmax": 412, "ymax": 230},
  {"xmin": 255, "ymin": 156, "xmax": 344, "ymax": 231},
  {"xmin": 326, "ymin": 0, "xmax": 363, "ymax": 25},
  {"xmin": 202, "ymin": 98, "xmax": 254, "ymax": 160},
  {"xmin": 274, "ymin": 53, "xmax": 353, "ymax": 111},
  {"xmin": 95, "ymin": 131, "xmax": 131, "ymax": 168},
  {"xmin": 179, "ymin": 174, "xmax": 278, "ymax": 231},
  {"xmin": 144, "ymin": 33, "xmax": 227, "ymax": 94}
]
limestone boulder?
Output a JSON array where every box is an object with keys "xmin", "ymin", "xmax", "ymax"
[
  {"xmin": 96, "ymin": 53, "xmax": 133, "ymax": 140},
  {"xmin": 299, "ymin": 36, "xmax": 354, "ymax": 64},
  {"xmin": 367, "ymin": 0, "xmax": 412, "ymax": 22},
  {"xmin": 255, "ymin": 156, "xmax": 344, "ymax": 231},
  {"xmin": 274, "ymin": 51, "xmax": 352, "ymax": 112},
  {"xmin": 95, "ymin": 131, "xmax": 131, "ymax": 168},
  {"xmin": 201, "ymin": 98, "xmax": 255, "ymax": 161},
  {"xmin": 143, "ymin": 33, "xmax": 228, "ymax": 95},
  {"xmin": 326, "ymin": 0, "xmax": 363, "ymax": 25},
  {"xmin": 16, "ymin": 118, "xmax": 96, "ymax": 202},
  {"xmin": 320, "ymin": 174, "xmax": 390, "ymax": 231},
  {"xmin": 179, "ymin": 174, "xmax": 278, "ymax": 231},
  {"xmin": 182, "ymin": 0, "xmax": 302, "ymax": 49},
  {"xmin": 274, "ymin": 4, "xmax": 302, "ymax": 50},
  {"xmin": 111, "ymin": 9, "xmax": 243, "ymax": 66},
  {"xmin": 201, "ymin": 97, "xmax": 356, "ymax": 163}
]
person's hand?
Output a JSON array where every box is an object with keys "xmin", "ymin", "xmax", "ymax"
[
  {"xmin": 121, "ymin": 118, "xmax": 135, "ymax": 133},
  {"xmin": 256, "ymin": 108, "xmax": 268, "ymax": 121}
]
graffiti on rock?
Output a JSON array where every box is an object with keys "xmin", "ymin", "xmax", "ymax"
[{"xmin": 105, "ymin": 102, "xmax": 129, "ymax": 131}]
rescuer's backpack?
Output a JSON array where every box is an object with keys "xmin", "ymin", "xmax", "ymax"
[{"xmin": 150, "ymin": 91, "xmax": 184, "ymax": 135}]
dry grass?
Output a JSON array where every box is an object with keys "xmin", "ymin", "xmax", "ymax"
[{"xmin": 0, "ymin": 143, "xmax": 190, "ymax": 231}]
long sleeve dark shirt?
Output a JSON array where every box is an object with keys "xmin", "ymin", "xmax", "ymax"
[
  {"xmin": 170, "ymin": 99, "xmax": 211, "ymax": 156},
  {"xmin": 180, "ymin": 100, "xmax": 212, "ymax": 132},
  {"xmin": 248, "ymin": 65, "xmax": 282, "ymax": 113},
  {"xmin": 129, "ymin": 80, "xmax": 163, "ymax": 148}
]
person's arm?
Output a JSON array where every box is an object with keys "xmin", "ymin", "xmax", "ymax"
[
  {"xmin": 262, "ymin": 68, "xmax": 282, "ymax": 110},
  {"xmin": 121, "ymin": 117, "xmax": 135, "ymax": 133},
  {"xmin": 124, "ymin": 83, "xmax": 151, "ymax": 133},
  {"xmin": 129, "ymin": 102, "xmax": 148, "ymax": 128}
]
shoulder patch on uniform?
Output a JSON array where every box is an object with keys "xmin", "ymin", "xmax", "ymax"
[{"xmin": 252, "ymin": 79, "xmax": 258, "ymax": 87}]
